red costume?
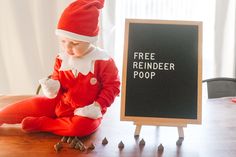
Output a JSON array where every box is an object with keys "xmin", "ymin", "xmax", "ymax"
[
  {"xmin": 0, "ymin": 0, "xmax": 120, "ymax": 136},
  {"xmin": 0, "ymin": 47, "xmax": 120, "ymax": 136}
]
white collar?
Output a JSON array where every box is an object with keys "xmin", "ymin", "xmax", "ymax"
[{"xmin": 58, "ymin": 47, "xmax": 110, "ymax": 76}]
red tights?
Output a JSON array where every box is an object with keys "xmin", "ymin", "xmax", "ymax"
[{"xmin": 0, "ymin": 96, "xmax": 101, "ymax": 137}]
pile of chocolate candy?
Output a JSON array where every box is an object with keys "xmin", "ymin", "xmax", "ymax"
[{"xmin": 54, "ymin": 136, "xmax": 96, "ymax": 152}]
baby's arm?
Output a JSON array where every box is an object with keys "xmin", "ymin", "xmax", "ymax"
[
  {"xmin": 95, "ymin": 59, "xmax": 120, "ymax": 113},
  {"xmin": 39, "ymin": 57, "xmax": 62, "ymax": 99}
]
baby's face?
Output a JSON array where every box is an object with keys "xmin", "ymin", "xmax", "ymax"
[{"xmin": 59, "ymin": 37, "xmax": 92, "ymax": 57}]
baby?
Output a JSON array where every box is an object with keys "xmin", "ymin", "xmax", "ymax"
[{"xmin": 0, "ymin": 0, "xmax": 120, "ymax": 137}]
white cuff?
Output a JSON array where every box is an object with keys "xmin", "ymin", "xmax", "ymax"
[
  {"xmin": 39, "ymin": 78, "xmax": 60, "ymax": 99},
  {"xmin": 74, "ymin": 102, "xmax": 102, "ymax": 119}
]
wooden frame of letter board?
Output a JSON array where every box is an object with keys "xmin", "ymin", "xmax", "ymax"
[{"xmin": 121, "ymin": 19, "xmax": 202, "ymax": 127}]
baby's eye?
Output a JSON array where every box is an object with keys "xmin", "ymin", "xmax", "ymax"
[{"xmin": 72, "ymin": 42, "xmax": 79, "ymax": 45}]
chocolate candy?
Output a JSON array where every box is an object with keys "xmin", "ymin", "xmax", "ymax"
[
  {"xmin": 67, "ymin": 137, "xmax": 74, "ymax": 144},
  {"xmin": 102, "ymin": 137, "xmax": 108, "ymax": 145},
  {"xmin": 139, "ymin": 138, "xmax": 145, "ymax": 146},
  {"xmin": 69, "ymin": 137, "xmax": 79, "ymax": 148},
  {"xmin": 157, "ymin": 144, "xmax": 164, "ymax": 153},
  {"xmin": 61, "ymin": 136, "xmax": 68, "ymax": 143},
  {"xmin": 54, "ymin": 142, "xmax": 63, "ymax": 152},
  {"xmin": 74, "ymin": 140, "xmax": 86, "ymax": 151},
  {"xmin": 87, "ymin": 143, "xmax": 95, "ymax": 150},
  {"xmin": 118, "ymin": 141, "xmax": 124, "ymax": 149},
  {"xmin": 69, "ymin": 141, "xmax": 77, "ymax": 148}
]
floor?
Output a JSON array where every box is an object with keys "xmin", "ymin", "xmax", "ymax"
[{"xmin": 1, "ymin": 93, "xmax": 236, "ymax": 157}]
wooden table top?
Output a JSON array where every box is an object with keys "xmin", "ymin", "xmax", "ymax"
[{"xmin": 1, "ymin": 95, "xmax": 236, "ymax": 157}]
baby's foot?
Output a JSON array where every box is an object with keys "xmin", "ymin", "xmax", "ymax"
[{"xmin": 21, "ymin": 117, "xmax": 41, "ymax": 133}]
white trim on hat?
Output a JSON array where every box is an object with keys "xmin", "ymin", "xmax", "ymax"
[{"xmin": 55, "ymin": 29, "xmax": 98, "ymax": 43}]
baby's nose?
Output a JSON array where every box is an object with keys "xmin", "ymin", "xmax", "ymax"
[{"xmin": 66, "ymin": 49, "xmax": 74, "ymax": 55}]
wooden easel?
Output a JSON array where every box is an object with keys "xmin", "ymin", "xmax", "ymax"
[{"xmin": 134, "ymin": 122, "xmax": 186, "ymax": 145}]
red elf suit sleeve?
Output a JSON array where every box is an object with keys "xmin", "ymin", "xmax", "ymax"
[{"xmin": 94, "ymin": 58, "xmax": 120, "ymax": 113}]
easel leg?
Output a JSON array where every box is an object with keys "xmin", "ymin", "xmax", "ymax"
[
  {"xmin": 177, "ymin": 126, "xmax": 184, "ymax": 138},
  {"xmin": 134, "ymin": 125, "xmax": 142, "ymax": 137},
  {"xmin": 176, "ymin": 126, "xmax": 184, "ymax": 146}
]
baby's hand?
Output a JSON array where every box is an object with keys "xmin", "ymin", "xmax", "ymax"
[
  {"xmin": 39, "ymin": 78, "xmax": 60, "ymax": 98},
  {"xmin": 74, "ymin": 102, "xmax": 102, "ymax": 119}
]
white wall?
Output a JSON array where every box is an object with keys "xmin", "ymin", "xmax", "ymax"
[
  {"xmin": 0, "ymin": 0, "xmax": 73, "ymax": 94},
  {"xmin": 0, "ymin": 0, "xmax": 115, "ymax": 95}
]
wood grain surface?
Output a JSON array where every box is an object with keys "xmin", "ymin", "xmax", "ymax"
[{"xmin": 1, "ymin": 94, "xmax": 236, "ymax": 157}]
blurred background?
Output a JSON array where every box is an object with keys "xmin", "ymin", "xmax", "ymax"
[{"xmin": 0, "ymin": 0, "xmax": 235, "ymax": 94}]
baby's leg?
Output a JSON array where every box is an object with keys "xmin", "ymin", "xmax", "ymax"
[
  {"xmin": 0, "ymin": 96, "xmax": 57, "ymax": 125},
  {"xmin": 22, "ymin": 116, "xmax": 102, "ymax": 137}
]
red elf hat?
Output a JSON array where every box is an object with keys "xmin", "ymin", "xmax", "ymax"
[{"xmin": 55, "ymin": 0, "xmax": 104, "ymax": 43}]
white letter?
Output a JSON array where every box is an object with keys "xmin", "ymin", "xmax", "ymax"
[
  {"xmin": 144, "ymin": 53, "xmax": 150, "ymax": 60},
  {"xmin": 139, "ymin": 71, "xmax": 144, "ymax": 78},
  {"xmin": 133, "ymin": 71, "xmax": 138, "ymax": 78},
  {"xmin": 147, "ymin": 62, "xmax": 152, "ymax": 69},
  {"xmin": 170, "ymin": 63, "xmax": 175, "ymax": 70},
  {"xmin": 139, "ymin": 52, "xmax": 144, "ymax": 60},
  {"xmin": 133, "ymin": 62, "xmax": 138, "ymax": 69},
  {"xmin": 144, "ymin": 72, "xmax": 150, "ymax": 79},
  {"xmin": 153, "ymin": 62, "xmax": 158, "ymax": 70},
  {"xmin": 159, "ymin": 63, "xmax": 163, "ymax": 70},
  {"xmin": 164, "ymin": 63, "xmax": 169, "ymax": 70},
  {"xmin": 134, "ymin": 52, "xmax": 138, "ymax": 59},
  {"xmin": 150, "ymin": 53, "xmax": 155, "ymax": 60},
  {"xmin": 151, "ymin": 72, "xmax": 156, "ymax": 79},
  {"xmin": 139, "ymin": 62, "xmax": 143, "ymax": 69}
]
